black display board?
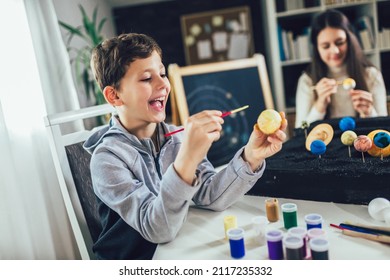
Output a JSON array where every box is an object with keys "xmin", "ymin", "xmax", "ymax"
[{"xmin": 168, "ymin": 54, "xmax": 274, "ymax": 167}]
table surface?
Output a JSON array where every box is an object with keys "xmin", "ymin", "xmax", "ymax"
[{"xmin": 153, "ymin": 195, "xmax": 390, "ymax": 260}]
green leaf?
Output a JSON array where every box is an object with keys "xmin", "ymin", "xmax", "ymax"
[
  {"xmin": 59, "ymin": 4, "xmax": 107, "ymax": 108},
  {"xmin": 82, "ymin": 69, "xmax": 91, "ymax": 99},
  {"xmin": 97, "ymin": 18, "xmax": 107, "ymax": 34},
  {"xmin": 92, "ymin": 6, "xmax": 98, "ymax": 28},
  {"xmin": 59, "ymin": 21, "xmax": 84, "ymax": 38}
]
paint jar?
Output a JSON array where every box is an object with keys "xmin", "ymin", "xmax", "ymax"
[
  {"xmin": 283, "ymin": 235, "xmax": 304, "ymax": 260},
  {"xmin": 252, "ymin": 216, "xmax": 268, "ymax": 246},
  {"xmin": 265, "ymin": 198, "xmax": 279, "ymax": 222},
  {"xmin": 224, "ymin": 215, "xmax": 237, "ymax": 239},
  {"xmin": 227, "ymin": 228, "xmax": 245, "ymax": 259},
  {"xmin": 281, "ymin": 203, "xmax": 298, "ymax": 229},
  {"xmin": 310, "ymin": 237, "xmax": 329, "ymax": 260},
  {"xmin": 266, "ymin": 229, "xmax": 284, "ymax": 260},
  {"xmin": 307, "ymin": 228, "xmax": 326, "ymax": 241},
  {"xmin": 304, "ymin": 213, "xmax": 323, "ymax": 230},
  {"xmin": 287, "ymin": 227, "xmax": 307, "ymax": 258},
  {"xmin": 307, "ymin": 228, "xmax": 326, "ymax": 259}
]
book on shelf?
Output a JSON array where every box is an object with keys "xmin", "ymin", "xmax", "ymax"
[
  {"xmin": 279, "ymin": 0, "xmax": 320, "ymax": 12},
  {"xmin": 354, "ymin": 16, "xmax": 375, "ymax": 50},
  {"xmin": 278, "ymin": 24, "xmax": 286, "ymax": 61},
  {"xmin": 379, "ymin": 28, "xmax": 390, "ymax": 49},
  {"xmin": 278, "ymin": 26, "xmax": 311, "ymax": 61}
]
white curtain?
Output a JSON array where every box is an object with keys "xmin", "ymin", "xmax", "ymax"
[{"xmin": 0, "ymin": 0, "xmax": 81, "ymax": 259}]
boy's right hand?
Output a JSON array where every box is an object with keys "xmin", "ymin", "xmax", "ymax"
[{"xmin": 173, "ymin": 110, "xmax": 224, "ymax": 185}]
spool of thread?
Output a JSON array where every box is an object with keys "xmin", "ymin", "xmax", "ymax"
[
  {"xmin": 287, "ymin": 227, "xmax": 308, "ymax": 258},
  {"xmin": 304, "ymin": 213, "xmax": 323, "ymax": 230},
  {"xmin": 223, "ymin": 215, "xmax": 237, "ymax": 240},
  {"xmin": 227, "ymin": 228, "xmax": 245, "ymax": 259},
  {"xmin": 310, "ymin": 237, "xmax": 329, "ymax": 260},
  {"xmin": 266, "ymin": 229, "xmax": 284, "ymax": 260},
  {"xmin": 283, "ymin": 235, "xmax": 304, "ymax": 260},
  {"xmin": 281, "ymin": 203, "xmax": 298, "ymax": 229},
  {"xmin": 265, "ymin": 198, "xmax": 279, "ymax": 222}
]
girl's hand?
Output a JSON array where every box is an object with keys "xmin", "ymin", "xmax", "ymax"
[
  {"xmin": 243, "ymin": 112, "xmax": 288, "ymax": 172},
  {"xmin": 349, "ymin": 89, "xmax": 374, "ymax": 117},
  {"xmin": 314, "ymin": 78, "xmax": 337, "ymax": 113}
]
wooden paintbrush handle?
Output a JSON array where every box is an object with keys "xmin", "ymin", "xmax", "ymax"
[{"xmin": 342, "ymin": 229, "xmax": 390, "ymax": 244}]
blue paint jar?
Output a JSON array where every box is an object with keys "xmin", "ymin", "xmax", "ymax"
[
  {"xmin": 266, "ymin": 229, "xmax": 284, "ymax": 260},
  {"xmin": 227, "ymin": 228, "xmax": 245, "ymax": 259},
  {"xmin": 304, "ymin": 213, "xmax": 323, "ymax": 230}
]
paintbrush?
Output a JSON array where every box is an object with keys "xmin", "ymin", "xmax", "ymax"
[
  {"xmin": 340, "ymin": 222, "xmax": 390, "ymax": 236},
  {"xmin": 330, "ymin": 223, "xmax": 390, "ymax": 244},
  {"xmin": 164, "ymin": 105, "xmax": 249, "ymax": 137}
]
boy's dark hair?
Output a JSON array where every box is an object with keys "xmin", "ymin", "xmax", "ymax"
[
  {"xmin": 91, "ymin": 33, "xmax": 162, "ymax": 91},
  {"xmin": 307, "ymin": 9, "xmax": 372, "ymax": 91}
]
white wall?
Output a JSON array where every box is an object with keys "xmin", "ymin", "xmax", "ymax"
[{"xmin": 52, "ymin": 0, "xmax": 116, "ymax": 109}]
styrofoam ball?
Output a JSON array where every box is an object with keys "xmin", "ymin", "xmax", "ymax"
[
  {"xmin": 368, "ymin": 197, "xmax": 390, "ymax": 221},
  {"xmin": 383, "ymin": 208, "xmax": 390, "ymax": 225}
]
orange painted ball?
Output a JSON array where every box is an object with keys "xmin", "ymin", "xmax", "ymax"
[
  {"xmin": 257, "ymin": 109, "xmax": 282, "ymax": 134},
  {"xmin": 353, "ymin": 135, "xmax": 372, "ymax": 152}
]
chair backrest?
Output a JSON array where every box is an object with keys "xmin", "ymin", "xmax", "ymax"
[{"xmin": 44, "ymin": 104, "xmax": 116, "ymax": 260}]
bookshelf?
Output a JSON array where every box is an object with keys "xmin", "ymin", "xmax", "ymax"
[{"xmin": 262, "ymin": 0, "xmax": 390, "ymax": 136}]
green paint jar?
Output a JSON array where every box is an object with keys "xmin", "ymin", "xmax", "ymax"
[{"xmin": 281, "ymin": 203, "xmax": 298, "ymax": 229}]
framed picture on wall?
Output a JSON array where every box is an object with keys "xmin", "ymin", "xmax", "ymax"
[{"xmin": 181, "ymin": 6, "xmax": 255, "ymax": 65}]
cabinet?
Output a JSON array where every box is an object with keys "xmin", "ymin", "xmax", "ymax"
[{"xmin": 262, "ymin": 0, "xmax": 390, "ymax": 136}]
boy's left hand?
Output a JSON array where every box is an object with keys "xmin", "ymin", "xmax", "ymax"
[{"xmin": 243, "ymin": 112, "xmax": 287, "ymax": 172}]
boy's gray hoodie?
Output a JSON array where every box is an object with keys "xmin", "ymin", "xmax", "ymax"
[{"xmin": 83, "ymin": 115, "xmax": 265, "ymax": 259}]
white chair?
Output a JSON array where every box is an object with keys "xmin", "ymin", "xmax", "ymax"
[{"xmin": 44, "ymin": 104, "xmax": 115, "ymax": 260}]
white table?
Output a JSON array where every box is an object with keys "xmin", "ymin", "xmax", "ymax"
[{"xmin": 153, "ymin": 195, "xmax": 390, "ymax": 260}]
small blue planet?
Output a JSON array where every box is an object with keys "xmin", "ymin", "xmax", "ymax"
[
  {"xmin": 373, "ymin": 132, "xmax": 390, "ymax": 148},
  {"xmin": 310, "ymin": 140, "xmax": 326, "ymax": 155},
  {"xmin": 339, "ymin": 117, "xmax": 356, "ymax": 132}
]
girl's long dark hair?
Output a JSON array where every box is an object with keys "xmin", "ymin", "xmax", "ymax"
[{"xmin": 307, "ymin": 9, "xmax": 373, "ymax": 91}]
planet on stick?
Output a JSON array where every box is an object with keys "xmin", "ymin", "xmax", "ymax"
[
  {"xmin": 257, "ymin": 109, "xmax": 282, "ymax": 134},
  {"xmin": 367, "ymin": 129, "xmax": 390, "ymax": 157},
  {"xmin": 373, "ymin": 132, "xmax": 390, "ymax": 148},
  {"xmin": 354, "ymin": 135, "xmax": 372, "ymax": 152},
  {"xmin": 305, "ymin": 123, "xmax": 334, "ymax": 151},
  {"xmin": 339, "ymin": 117, "xmax": 356, "ymax": 131},
  {"xmin": 341, "ymin": 130, "xmax": 357, "ymax": 146},
  {"xmin": 310, "ymin": 140, "xmax": 326, "ymax": 156}
]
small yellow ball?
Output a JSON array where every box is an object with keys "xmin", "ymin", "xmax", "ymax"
[
  {"xmin": 257, "ymin": 109, "xmax": 282, "ymax": 134},
  {"xmin": 341, "ymin": 130, "xmax": 357, "ymax": 146}
]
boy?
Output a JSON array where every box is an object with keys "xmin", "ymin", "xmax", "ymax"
[{"xmin": 84, "ymin": 33, "xmax": 287, "ymax": 259}]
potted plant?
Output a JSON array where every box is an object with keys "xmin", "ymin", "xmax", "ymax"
[{"xmin": 59, "ymin": 4, "xmax": 107, "ymax": 115}]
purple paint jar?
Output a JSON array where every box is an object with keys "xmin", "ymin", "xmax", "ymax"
[
  {"xmin": 227, "ymin": 228, "xmax": 245, "ymax": 259},
  {"xmin": 266, "ymin": 229, "xmax": 284, "ymax": 260},
  {"xmin": 304, "ymin": 213, "xmax": 323, "ymax": 230}
]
